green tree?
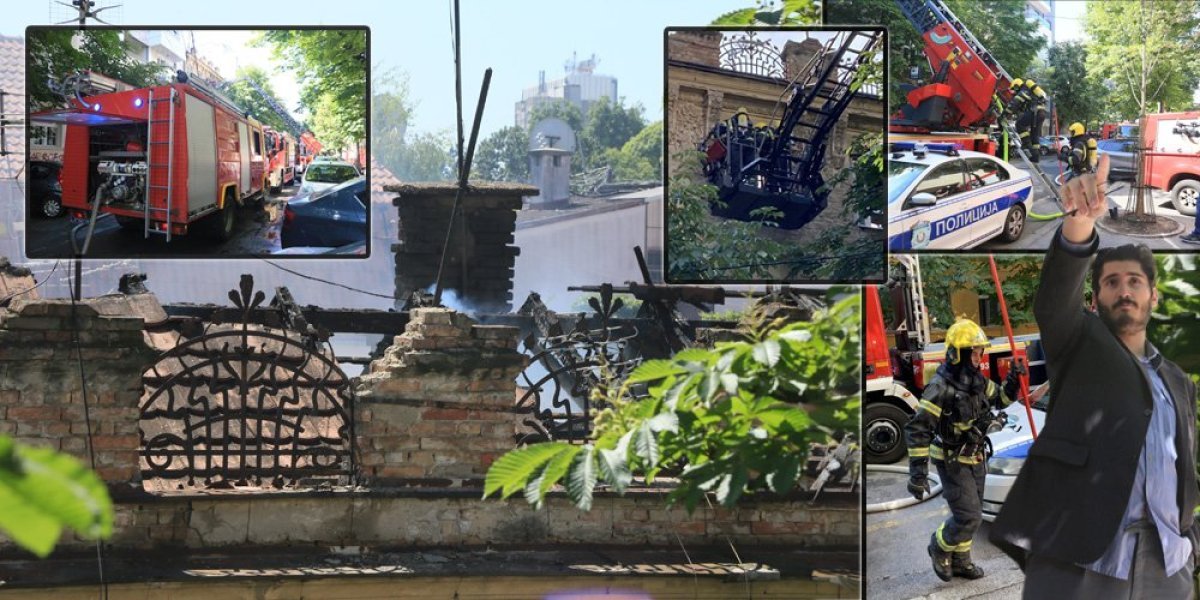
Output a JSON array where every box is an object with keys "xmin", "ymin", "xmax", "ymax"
[
  {"xmin": 0, "ymin": 437, "xmax": 113, "ymax": 557},
  {"xmin": 1151, "ymin": 255, "xmax": 1200, "ymax": 378},
  {"xmin": 582, "ymin": 97, "xmax": 647, "ymax": 155},
  {"xmin": 371, "ymin": 72, "xmax": 454, "ymax": 182},
  {"xmin": 527, "ymin": 101, "xmax": 585, "ymax": 136},
  {"xmin": 372, "ymin": 72, "xmax": 414, "ymax": 179},
  {"xmin": 666, "ymin": 164, "xmax": 792, "ymax": 281},
  {"xmin": 474, "ymin": 126, "xmax": 529, "ymax": 182},
  {"xmin": 713, "ymin": 0, "xmax": 821, "ymax": 26},
  {"xmin": 913, "ymin": 255, "xmax": 1043, "ymax": 331},
  {"xmin": 1085, "ymin": 0, "xmax": 1200, "ymax": 120},
  {"xmin": 623, "ymin": 121, "xmax": 663, "ymax": 176},
  {"xmin": 1043, "ymin": 42, "xmax": 1106, "ymax": 130},
  {"xmin": 484, "ymin": 292, "xmax": 859, "ymax": 511},
  {"xmin": 394, "ymin": 131, "xmax": 456, "ymax": 181},
  {"xmin": 258, "ymin": 29, "xmax": 367, "ymax": 144},
  {"xmin": 223, "ymin": 65, "xmax": 291, "ymax": 133},
  {"xmin": 27, "ymin": 30, "xmax": 167, "ymax": 110}
]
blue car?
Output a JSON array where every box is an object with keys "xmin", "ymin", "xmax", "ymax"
[{"xmin": 281, "ymin": 177, "xmax": 367, "ymax": 252}]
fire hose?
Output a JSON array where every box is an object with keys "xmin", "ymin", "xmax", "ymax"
[
  {"xmin": 70, "ymin": 183, "xmax": 109, "ymax": 257},
  {"xmin": 865, "ymin": 464, "xmax": 942, "ymax": 513}
]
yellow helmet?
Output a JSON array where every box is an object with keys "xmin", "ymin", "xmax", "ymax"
[
  {"xmin": 1024, "ymin": 79, "xmax": 1037, "ymax": 88},
  {"xmin": 945, "ymin": 319, "xmax": 988, "ymax": 364},
  {"xmin": 1068, "ymin": 122, "xmax": 1085, "ymax": 137},
  {"xmin": 1010, "ymin": 78, "xmax": 1024, "ymax": 89}
]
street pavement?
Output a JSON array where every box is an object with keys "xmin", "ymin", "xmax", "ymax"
[
  {"xmin": 981, "ymin": 153, "xmax": 1195, "ymax": 252},
  {"xmin": 866, "ymin": 466, "xmax": 1024, "ymax": 600},
  {"xmin": 25, "ymin": 185, "xmax": 293, "ymax": 259}
]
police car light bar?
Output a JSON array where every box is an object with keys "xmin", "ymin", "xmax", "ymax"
[{"xmin": 889, "ymin": 141, "xmax": 963, "ymax": 155}]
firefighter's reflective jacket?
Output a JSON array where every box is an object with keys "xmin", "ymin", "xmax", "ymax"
[{"xmin": 905, "ymin": 364, "xmax": 1017, "ymax": 465}]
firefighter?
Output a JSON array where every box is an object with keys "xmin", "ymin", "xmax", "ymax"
[
  {"xmin": 1065, "ymin": 121, "xmax": 1098, "ymax": 180},
  {"xmin": 1007, "ymin": 79, "xmax": 1048, "ymax": 155},
  {"xmin": 905, "ymin": 318, "xmax": 1024, "ymax": 582}
]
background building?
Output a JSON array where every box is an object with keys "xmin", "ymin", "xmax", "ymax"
[{"xmin": 514, "ymin": 54, "xmax": 618, "ymax": 129}]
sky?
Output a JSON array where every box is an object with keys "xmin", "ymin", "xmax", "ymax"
[
  {"xmin": 5, "ymin": 0, "xmax": 756, "ymax": 139},
  {"xmin": 190, "ymin": 30, "xmax": 305, "ymax": 120}
]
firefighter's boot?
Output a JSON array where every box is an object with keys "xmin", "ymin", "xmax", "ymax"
[
  {"xmin": 927, "ymin": 534, "xmax": 953, "ymax": 581},
  {"xmin": 951, "ymin": 552, "xmax": 985, "ymax": 579}
]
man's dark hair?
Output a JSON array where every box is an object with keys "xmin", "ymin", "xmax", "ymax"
[{"xmin": 1090, "ymin": 244, "xmax": 1156, "ymax": 294}]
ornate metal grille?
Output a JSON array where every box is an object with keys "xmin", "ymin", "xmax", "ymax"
[
  {"xmin": 515, "ymin": 286, "xmax": 642, "ymax": 444},
  {"xmin": 719, "ymin": 32, "xmax": 784, "ymax": 79},
  {"xmin": 140, "ymin": 276, "xmax": 354, "ymax": 488}
]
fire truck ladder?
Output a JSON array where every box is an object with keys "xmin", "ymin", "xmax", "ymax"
[
  {"xmin": 894, "ymin": 0, "xmax": 1064, "ymax": 209},
  {"xmin": 770, "ymin": 30, "xmax": 883, "ymax": 205},
  {"xmin": 895, "ymin": 0, "xmax": 1014, "ymax": 84},
  {"xmin": 235, "ymin": 77, "xmax": 305, "ymax": 138},
  {"xmin": 145, "ymin": 87, "xmax": 177, "ymax": 241}
]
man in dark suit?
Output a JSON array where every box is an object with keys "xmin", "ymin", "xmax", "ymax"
[{"xmin": 990, "ymin": 153, "xmax": 1199, "ymax": 598}]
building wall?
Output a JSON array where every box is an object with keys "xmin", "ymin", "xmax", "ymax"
[{"xmin": 512, "ymin": 192, "xmax": 662, "ymax": 312}]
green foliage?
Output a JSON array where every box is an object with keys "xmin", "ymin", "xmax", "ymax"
[
  {"xmin": 396, "ymin": 131, "xmax": 456, "ymax": 181},
  {"xmin": 0, "ymin": 437, "xmax": 113, "ymax": 557},
  {"xmin": 258, "ymin": 29, "xmax": 367, "ymax": 146},
  {"xmin": 915, "ymin": 255, "xmax": 1043, "ymax": 330},
  {"xmin": 582, "ymin": 97, "xmax": 647, "ymax": 159},
  {"xmin": 712, "ymin": 0, "xmax": 821, "ymax": 26},
  {"xmin": 827, "ymin": 0, "xmax": 1043, "ymax": 114},
  {"xmin": 224, "ymin": 66, "xmax": 291, "ymax": 133},
  {"xmin": 484, "ymin": 293, "xmax": 860, "ymax": 511},
  {"xmin": 665, "ymin": 166, "xmax": 791, "ymax": 281},
  {"xmin": 1085, "ymin": 0, "xmax": 1200, "ymax": 120},
  {"xmin": 528, "ymin": 101, "xmax": 586, "ymax": 137},
  {"xmin": 526, "ymin": 98, "xmax": 655, "ymax": 177},
  {"xmin": 475, "ymin": 126, "xmax": 530, "ymax": 182},
  {"xmin": 1151, "ymin": 255, "xmax": 1200, "ymax": 378},
  {"xmin": 1041, "ymin": 42, "xmax": 1108, "ymax": 130},
  {"xmin": 372, "ymin": 72, "xmax": 455, "ymax": 182},
  {"xmin": 623, "ymin": 121, "xmax": 664, "ymax": 176},
  {"xmin": 27, "ymin": 30, "xmax": 167, "ymax": 110}
]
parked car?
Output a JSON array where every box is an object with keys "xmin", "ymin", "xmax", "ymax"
[
  {"xmin": 887, "ymin": 144, "xmax": 1032, "ymax": 251},
  {"xmin": 281, "ymin": 176, "xmax": 367, "ymax": 251},
  {"xmin": 28, "ymin": 160, "xmax": 63, "ymax": 218},
  {"xmin": 1096, "ymin": 138, "xmax": 1138, "ymax": 180},
  {"xmin": 298, "ymin": 161, "xmax": 361, "ymax": 197},
  {"xmin": 981, "ymin": 383, "xmax": 1048, "ymax": 522},
  {"xmin": 1038, "ymin": 135, "xmax": 1069, "ymax": 157}
]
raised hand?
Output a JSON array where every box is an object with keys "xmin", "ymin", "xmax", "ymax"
[{"xmin": 1061, "ymin": 152, "xmax": 1110, "ymax": 243}]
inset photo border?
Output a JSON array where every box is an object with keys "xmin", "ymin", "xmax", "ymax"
[
  {"xmin": 25, "ymin": 26, "xmax": 369, "ymax": 259},
  {"xmin": 664, "ymin": 26, "xmax": 887, "ymax": 284}
]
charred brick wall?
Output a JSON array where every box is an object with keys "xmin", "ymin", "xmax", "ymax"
[
  {"xmin": 0, "ymin": 299, "xmax": 155, "ymax": 486},
  {"xmin": 354, "ymin": 307, "xmax": 527, "ymax": 486},
  {"xmin": 389, "ymin": 182, "xmax": 537, "ymax": 313}
]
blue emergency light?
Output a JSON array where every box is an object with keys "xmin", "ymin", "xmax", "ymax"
[{"xmin": 134, "ymin": 97, "xmax": 144, "ymax": 108}]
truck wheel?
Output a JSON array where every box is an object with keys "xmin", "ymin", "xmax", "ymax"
[
  {"xmin": 865, "ymin": 402, "xmax": 911, "ymax": 464},
  {"xmin": 204, "ymin": 200, "xmax": 237, "ymax": 241},
  {"xmin": 1170, "ymin": 179, "xmax": 1198, "ymax": 216}
]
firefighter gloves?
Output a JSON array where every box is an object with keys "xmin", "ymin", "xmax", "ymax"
[{"xmin": 908, "ymin": 458, "xmax": 931, "ymax": 500}]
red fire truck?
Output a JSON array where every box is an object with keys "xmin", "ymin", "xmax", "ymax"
[
  {"xmin": 264, "ymin": 127, "xmax": 296, "ymax": 193},
  {"xmin": 31, "ymin": 71, "xmax": 266, "ymax": 241},
  {"xmin": 295, "ymin": 131, "xmax": 323, "ymax": 175},
  {"xmin": 1142, "ymin": 111, "xmax": 1200, "ymax": 216},
  {"xmin": 864, "ymin": 256, "xmax": 1031, "ymax": 463}
]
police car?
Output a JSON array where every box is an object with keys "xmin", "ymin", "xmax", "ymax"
[
  {"xmin": 888, "ymin": 143, "xmax": 1033, "ymax": 251},
  {"xmin": 981, "ymin": 383, "xmax": 1047, "ymax": 522}
]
